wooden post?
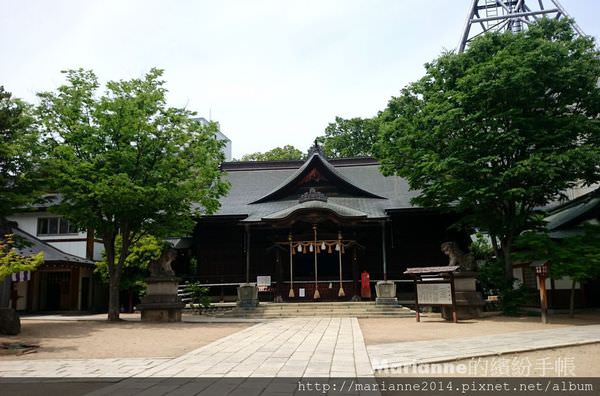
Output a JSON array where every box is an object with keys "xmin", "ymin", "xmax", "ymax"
[
  {"xmin": 413, "ymin": 277, "xmax": 420, "ymax": 322},
  {"xmin": 288, "ymin": 233, "xmax": 295, "ymax": 298},
  {"xmin": 275, "ymin": 249, "xmax": 282, "ymax": 302},
  {"xmin": 245, "ymin": 225, "xmax": 251, "ymax": 283},
  {"xmin": 381, "ymin": 221, "xmax": 387, "ymax": 281},
  {"xmin": 450, "ymin": 273, "xmax": 457, "ymax": 323},
  {"xmin": 352, "ymin": 248, "xmax": 359, "ymax": 299},
  {"xmin": 338, "ymin": 231, "xmax": 345, "ymax": 297},
  {"xmin": 313, "ymin": 224, "xmax": 320, "ymax": 299},
  {"xmin": 539, "ymin": 273, "xmax": 548, "ymax": 324}
]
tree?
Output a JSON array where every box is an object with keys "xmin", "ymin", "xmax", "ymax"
[
  {"xmin": 0, "ymin": 234, "xmax": 43, "ymax": 282},
  {"xmin": 514, "ymin": 224, "xmax": 600, "ymax": 317},
  {"xmin": 377, "ymin": 19, "xmax": 600, "ymax": 281},
  {"xmin": 0, "ymin": 87, "xmax": 41, "ymax": 220},
  {"xmin": 0, "ymin": 87, "xmax": 43, "ymax": 308},
  {"xmin": 38, "ymin": 68, "xmax": 229, "ymax": 320},
  {"xmin": 96, "ymin": 234, "xmax": 166, "ymax": 312},
  {"xmin": 241, "ymin": 145, "xmax": 304, "ymax": 161},
  {"xmin": 317, "ymin": 116, "xmax": 379, "ymax": 158}
]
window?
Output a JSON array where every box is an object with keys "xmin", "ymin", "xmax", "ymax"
[{"xmin": 37, "ymin": 217, "xmax": 78, "ymax": 236}]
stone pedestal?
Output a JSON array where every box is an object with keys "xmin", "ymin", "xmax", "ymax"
[
  {"xmin": 375, "ymin": 280, "xmax": 398, "ymax": 305},
  {"xmin": 237, "ymin": 283, "xmax": 258, "ymax": 308},
  {"xmin": 441, "ymin": 271, "xmax": 484, "ymax": 320},
  {"xmin": 138, "ymin": 277, "xmax": 185, "ymax": 322}
]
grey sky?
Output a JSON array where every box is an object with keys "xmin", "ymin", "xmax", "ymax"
[{"xmin": 2, "ymin": 0, "xmax": 599, "ymax": 159}]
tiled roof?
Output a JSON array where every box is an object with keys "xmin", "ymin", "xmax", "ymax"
[
  {"xmin": 9, "ymin": 226, "xmax": 95, "ymax": 265},
  {"xmin": 545, "ymin": 187, "xmax": 600, "ymax": 234},
  {"xmin": 203, "ymin": 152, "xmax": 422, "ymax": 222}
]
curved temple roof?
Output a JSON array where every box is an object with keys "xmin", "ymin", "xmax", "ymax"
[
  {"xmin": 250, "ymin": 150, "xmax": 384, "ymax": 204},
  {"xmin": 207, "ymin": 145, "xmax": 423, "ymax": 223},
  {"xmin": 262, "ymin": 200, "xmax": 368, "ymax": 222}
]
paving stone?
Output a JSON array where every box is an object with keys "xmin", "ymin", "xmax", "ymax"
[{"xmin": 369, "ymin": 324, "xmax": 600, "ymax": 371}]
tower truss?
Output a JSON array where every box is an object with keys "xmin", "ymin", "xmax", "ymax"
[{"xmin": 458, "ymin": 0, "xmax": 585, "ymax": 53}]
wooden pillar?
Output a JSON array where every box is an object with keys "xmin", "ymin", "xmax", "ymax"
[
  {"xmin": 70, "ymin": 266, "xmax": 80, "ymax": 310},
  {"xmin": 275, "ymin": 249, "xmax": 283, "ymax": 301},
  {"xmin": 288, "ymin": 232, "xmax": 295, "ymax": 298},
  {"xmin": 313, "ymin": 224, "xmax": 320, "ymax": 299},
  {"xmin": 381, "ymin": 221, "xmax": 388, "ymax": 281},
  {"xmin": 245, "ymin": 225, "xmax": 251, "ymax": 283},
  {"xmin": 413, "ymin": 277, "xmax": 420, "ymax": 322},
  {"xmin": 352, "ymin": 247, "xmax": 359, "ymax": 298},
  {"xmin": 539, "ymin": 273, "xmax": 548, "ymax": 324},
  {"xmin": 337, "ymin": 231, "xmax": 345, "ymax": 297}
]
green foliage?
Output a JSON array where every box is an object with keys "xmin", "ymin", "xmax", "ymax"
[
  {"xmin": 0, "ymin": 87, "xmax": 42, "ymax": 219},
  {"xmin": 0, "ymin": 234, "xmax": 43, "ymax": 280},
  {"xmin": 470, "ymin": 233, "xmax": 494, "ymax": 261},
  {"xmin": 241, "ymin": 145, "xmax": 304, "ymax": 161},
  {"xmin": 186, "ymin": 281, "xmax": 211, "ymax": 310},
  {"xmin": 317, "ymin": 116, "xmax": 379, "ymax": 158},
  {"xmin": 376, "ymin": 19, "xmax": 600, "ymax": 279},
  {"xmin": 477, "ymin": 258, "xmax": 532, "ymax": 315},
  {"xmin": 498, "ymin": 284, "xmax": 534, "ymax": 316},
  {"xmin": 514, "ymin": 224, "xmax": 600, "ymax": 283},
  {"xmin": 188, "ymin": 256, "xmax": 199, "ymax": 276},
  {"xmin": 96, "ymin": 234, "xmax": 165, "ymax": 295},
  {"xmin": 37, "ymin": 68, "xmax": 229, "ymax": 319}
]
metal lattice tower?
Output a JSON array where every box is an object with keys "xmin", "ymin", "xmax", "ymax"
[{"xmin": 458, "ymin": 0, "xmax": 585, "ymax": 53}]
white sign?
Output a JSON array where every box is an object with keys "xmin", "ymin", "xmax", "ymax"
[
  {"xmin": 299, "ymin": 288, "xmax": 305, "ymax": 297},
  {"xmin": 256, "ymin": 276, "xmax": 271, "ymax": 287},
  {"xmin": 417, "ymin": 283, "xmax": 452, "ymax": 305}
]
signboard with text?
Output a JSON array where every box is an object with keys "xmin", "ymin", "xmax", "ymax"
[{"xmin": 416, "ymin": 283, "xmax": 453, "ymax": 305}]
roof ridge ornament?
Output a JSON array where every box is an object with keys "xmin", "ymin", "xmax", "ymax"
[
  {"xmin": 299, "ymin": 187, "xmax": 328, "ymax": 203},
  {"xmin": 307, "ymin": 139, "xmax": 325, "ymax": 158}
]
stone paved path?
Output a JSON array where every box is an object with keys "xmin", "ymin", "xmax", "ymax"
[
  {"xmin": 2, "ymin": 320, "xmax": 599, "ymax": 395},
  {"xmin": 0, "ymin": 317, "xmax": 373, "ymax": 379},
  {"xmin": 0, "ymin": 357, "xmax": 170, "ymax": 378},
  {"xmin": 368, "ymin": 324, "xmax": 600, "ymax": 371},
  {"xmin": 139, "ymin": 317, "xmax": 373, "ymax": 378}
]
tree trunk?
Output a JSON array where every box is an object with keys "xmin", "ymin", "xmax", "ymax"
[
  {"xmin": 569, "ymin": 279, "xmax": 576, "ymax": 318},
  {"xmin": 490, "ymin": 233, "xmax": 500, "ymax": 261},
  {"xmin": 104, "ymin": 234, "xmax": 120, "ymax": 321},
  {"xmin": 128, "ymin": 289, "xmax": 133, "ymax": 313},
  {"xmin": 0, "ymin": 277, "xmax": 11, "ymax": 309},
  {"xmin": 107, "ymin": 272, "xmax": 121, "ymax": 321},
  {"xmin": 501, "ymin": 238, "xmax": 514, "ymax": 283}
]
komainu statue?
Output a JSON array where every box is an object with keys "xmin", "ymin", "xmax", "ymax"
[
  {"xmin": 441, "ymin": 242, "xmax": 475, "ymax": 272},
  {"xmin": 149, "ymin": 249, "xmax": 177, "ymax": 277}
]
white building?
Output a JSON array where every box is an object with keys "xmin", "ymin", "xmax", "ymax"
[
  {"xmin": 6, "ymin": 196, "xmax": 103, "ymax": 262},
  {"xmin": 193, "ymin": 117, "xmax": 232, "ymax": 161}
]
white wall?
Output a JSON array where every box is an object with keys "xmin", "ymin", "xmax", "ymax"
[
  {"xmin": 6, "ymin": 212, "xmax": 104, "ymax": 260},
  {"xmin": 514, "ymin": 266, "xmax": 580, "ymax": 290}
]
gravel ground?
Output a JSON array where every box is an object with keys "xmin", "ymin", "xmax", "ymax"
[
  {"xmin": 359, "ymin": 312, "xmax": 600, "ymax": 345},
  {"xmin": 376, "ymin": 343, "xmax": 600, "ymax": 377},
  {"xmin": 363, "ymin": 312, "xmax": 600, "ymax": 378},
  {"xmin": 0, "ymin": 320, "xmax": 251, "ymax": 359}
]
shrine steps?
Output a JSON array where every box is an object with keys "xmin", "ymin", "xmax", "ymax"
[{"xmin": 218, "ymin": 301, "xmax": 415, "ymax": 319}]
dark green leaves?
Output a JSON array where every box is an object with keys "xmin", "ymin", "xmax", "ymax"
[{"xmin": 377, "ymin": 19, "xmax": 600, "ymax": 242}]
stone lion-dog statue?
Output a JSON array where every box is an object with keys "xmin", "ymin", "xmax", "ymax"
[
  {"xmin": 149, "ymin": 249, "xmax": 177, "ymax": 277},
  {"xmin": 441, "ymin": 242, "xmax": 475, "ymax": 272}
]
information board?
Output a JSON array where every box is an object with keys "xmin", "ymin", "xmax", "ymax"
[
  {"xmin": 416, "ymin": 283, "xmax": 452, "ymax": 305},
  {"xmin": 256, "ymin": 276, "xmax": 271, "ymax": 286}
]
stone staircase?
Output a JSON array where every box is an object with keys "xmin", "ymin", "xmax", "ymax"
[{"xmin": 217, "ymin": 301, "xmax": 415, "ymax": 319}]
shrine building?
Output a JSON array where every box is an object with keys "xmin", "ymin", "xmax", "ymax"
[{"xmin": 186, "ymin": 144, "xmax": 469, "ymax": 302}]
